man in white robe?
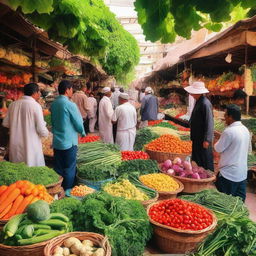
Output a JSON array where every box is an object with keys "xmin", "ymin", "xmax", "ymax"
[
  {"xmin": 87, "ymin": 92, "xmax": 98, "ymax": 133},
  {"xmin": 99, "ymin": 87, "xmax": 114, "ymax": 143},
  {"xmin": 3, "ymin": 83, "xmax": 49, "ymax": 166},
  {"xmin": 112, "ymin": 93, "xmax": 137, "ymax": 151}
]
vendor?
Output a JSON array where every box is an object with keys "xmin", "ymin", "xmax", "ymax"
[{"xmin": 215, "ymin": 104, "xmax": 251, "ymax": 201}]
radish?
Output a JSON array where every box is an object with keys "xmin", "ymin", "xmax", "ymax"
[
  {"xmin": 163, "ymin": 159, "xmax": 172, "ymax": 170},
  {"xmin": 166, "ymin": 169, "xmax": 175, "ymax": 175},
  {"xmin": 173, "ymin": 157, "xmax": 182, "ymax": 166}
]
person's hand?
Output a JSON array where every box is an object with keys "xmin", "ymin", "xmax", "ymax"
[{"xmin": 203, "ymin": 141, "xmax": 210, "ymax": 149}]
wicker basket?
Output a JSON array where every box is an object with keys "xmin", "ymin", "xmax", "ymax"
[
  {"xmin": 46, "ymin": 176, "xmax": 63, "ymax": 195},
  {"xmin": 166, "ymin": 170, "xmax": 216, "ymax": 193},
  {"xmin": 146, "ymin": 149, "xmax": 190, "ymax": 163},
  {"xmin": 141, "ymin": 192, "xmax": 159, "ymax": 208},
  {"xmin": 140, "ymin": 176, "xmax": 184, "ymax": 200},
  {"xmin": 0, "ymin": 239, "xmax": 51, "ymax": 256},
  {"xmin": 147, "ymin": 200, "xmax": 217, "ymax": 254},
  {"xmin": 44, "ymin": 232, "xmax": 111, "ymax": 256}
]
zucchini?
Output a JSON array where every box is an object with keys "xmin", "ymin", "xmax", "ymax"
[
  {"xmin": 18, "ymin": 230, "xmax": 65, "ymax": 245},
  {"xmin": 32, "ymin": 224, "xmax": 51, "ymax": 230},
  {"xmin": 34, "ymin": 229, "xmax": 51, "ymax": 236},
  {"xmin": 49, "ymin": 213, "xmax": 69, "ymax": 223},
  {"xmin": 38, "ymin": 219, "xmax": 67, "ymax": 229},
  {"xmin": 3, "ymin": 214, "xmax": 26, "ymax": 238}
]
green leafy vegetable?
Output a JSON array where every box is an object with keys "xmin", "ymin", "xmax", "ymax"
[
  {"xmin": 134, "ymin": 128, "xmax": 159, "ymax": 151},
  {"xmin": 73, "ymin": 192, "xmax": 152, "ymax": 256},
  {"xmin": 0, "ymin": 161, "xmax": 59, "ymax": 186}
]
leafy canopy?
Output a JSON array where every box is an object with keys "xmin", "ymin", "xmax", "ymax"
[
  {"xmin": 6, "ymin": 0, "xmax": 140, "ymax": 83},
  {"xmin": 134, "ymin": 0, "xmax": 256, "ymax": 43}
]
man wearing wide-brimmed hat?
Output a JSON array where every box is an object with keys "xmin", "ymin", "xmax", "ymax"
[{"xmin": 184, "ymin": 81, "xmax": 214, "ymax": 171}]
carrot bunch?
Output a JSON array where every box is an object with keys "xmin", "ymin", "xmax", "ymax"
[
  {"xmin": 0, "ymin": 180, "xmax": 53, "ymax": 220},
  {"xmin": 145, "ymin": 134, "xmax": 192, "ymax": 154}
]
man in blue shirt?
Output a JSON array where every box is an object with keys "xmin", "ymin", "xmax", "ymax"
[{"xmin": 51, "ymin": 80, "xmax": 85, "ymax": 190}]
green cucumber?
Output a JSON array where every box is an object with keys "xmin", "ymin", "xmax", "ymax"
[
  {"xmin": 18, "ymin": 230, "xmax": 65, "ymax": 245},
  {"xmin": 49, "ymin": 213, "xmax": 69, "ymax": 223},
  {"xmin": 32, "ymin": 224, "xmax": 51, "ymax": 230},
  {"xmin": 3, "ymin": 214, "xmax": 26, "ymax": 238},
  {"xmin": 38, "ymin": 219, "xmax": 67, "ymax": 229},
  {"xmin": 34, "ymin": 229, "xmax": 51, "ymax": 236}
]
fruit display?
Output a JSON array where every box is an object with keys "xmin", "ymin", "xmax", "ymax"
[
  {"xmin": 148, "ymin": 198, "xmax": 214, "ymax": 231},
  {"xmin": 79, "ymin": 135, "xmax": 101, "ymax": 144}
]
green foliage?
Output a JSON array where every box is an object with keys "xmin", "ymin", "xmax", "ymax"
[
  {"xmin": 73, "ymin": 192, "xmax": 152, "ymax": 256},
  {"xmin": 134, "ymin": 0, "xmax": 256, "ymax": 43},
  {"xmin": 0, "ymin": 161, "xmax": 59, "ymax": 186},
  {"xmin": 134, "ymin": 128, "xmax": 160, "ymax": 151},
  {"xmin": 6, "ymin": 0, "xmax": 140, "ymax": 82}
]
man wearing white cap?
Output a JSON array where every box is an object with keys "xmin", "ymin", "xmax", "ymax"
[
  {"xmin": 112, "ymin": 93, "xmax": 137, "ymax": 151},
  {"xmin": 140, "ymin": 86, "xmax": 158, "ymax": 128},
  {"xmin": 184, "ymin": 81, "xmax": 214, "ymax": 171},
  {"xmin": 99, "ymin": 87, "xmax": 114, "ymax": 143}
]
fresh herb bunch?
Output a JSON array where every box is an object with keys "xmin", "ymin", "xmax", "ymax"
[
  {"xmin": 242, "ymin": 118, "xmax": 256, "ymax": 134},
  {"xmin": 117, "ymin": 159, "xmax": 159, "ymax": 177},
  {"xmin": 73, "ymin": 192, "xmax": 152, "ymax": 256},
  {"xmin": 44, "ymin": 114, "xmax": 51, "ymax": 127},
  {"xmin": 180, "ymin": 189, "xmax": 249, "ymax": 219},
  {"xmin": 153, "ymin": 121, "xmax": 178, "ymax": 130},
  {"xmin": 134, "ymin": 128, "xmax": 159, "ymax": 151},
  {"xmin": 0, "ymin": 161, "xmax": 59, "ymax": 186}
]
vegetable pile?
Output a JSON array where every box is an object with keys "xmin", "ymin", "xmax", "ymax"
[
  {"xmin": 71, "ymin": 185, "xmax": 95, "ymax": 197},
  {"xmin": 117, "ymin": 159, "xmax": 159, "ymax": 177},
  {"xmin": 139, "ymin": 173, "xmax": 179, "ymax": 192},
  {"xmin": 148, "ymin": 126, "xmax": 180, "ymax": 137},
  {"xmin": 145, "ymin": 134, "xmax": 192, "ymax": 154},
  {"xmin": 0, "ymin": 181, "xmax": 53, "ymax": 220},
  {"xmin": 161, "ymin": 158, "xmax": 211, "ymax": 179},
  {"xmin": 73, "ymin": 192, "xmax": 152, "ymax": 256},
  {"xmin": 121, "ymin": 151, "xmax": 149, "ymax": 161},
  {"xmin": 134, "ymin": 128, "xmax": 159, "ymax": 151},
  {"xmin": 79, "ymin": 135, "xmax": 101, "ymax": 144},
  {"xmin": 0, "ymin": 161, "xmax": 59, "ymax": 186},
  {"xmin": 248, "ymin": 153, "xmax": 256, "ymax": 167},
  {"xmin": 53, "ymin": 237, "xmax": 105, "ymax": 256},
  {"xmin": 180, "ymin": 189, "xmax": 249, "ymax": 219},
  {"xmin": 103, "ymin": 179, "xmax": 149, "ymax": 201},
  {"xmin": 148, "ymin": 120, "xmax": 162, "ymax": 126},
  {"xmin": 148, "ymin": 198, "xmax": 214, "ymax": 231},
  {"xmin": 0, "ymin": 200, "xmax": 70, "ymax": 246},
  {"xmin": 77, "ymin": 142, "xmax": 121, "ymax": 181}
]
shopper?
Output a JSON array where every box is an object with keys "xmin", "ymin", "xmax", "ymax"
[
  {"xmin": 3, "ymin": 83, "xmax": 48, "ymax": 166},
  {"xmin": 139, "ymin": 88, "xmax": 145, "ymax": 102},
  {"xmin": 99, "ymin": 87, "xmax": 114, "ymax": 143},
  {"xmin": 51, "ymin": 80, "xmax": 85, "ymax": 190},
  {"xmin": 184, "ymin": 81, "xmax": 214, "ymax": 171},
  {"xmin": 112, "ymin": 93, "xmax": 137, "ymax": 151},
  {"xmin": 140, "ymin": 86, "xmax": 158, "ymax": 128},
  {"xmin": 87, "ymin": 92, "xmax": 97, "ymax": 133},
  {"xmin": 72, "ymin": 84, "xmax": 89, "ymax": 133},
  {"xmin": 215, "ymin": 104, "xmax": 250, "ymax": 201}
]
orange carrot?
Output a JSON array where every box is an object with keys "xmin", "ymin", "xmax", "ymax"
[
  {"xmin": 0, "ymin": 188, "xmax": 20, "ymax": 213},
  {"xmin": 4, "ymin": 195, "xmax": 24, "ymax": 219},
  {"xmin": 0, "ymin": 203, "xmax": 13, "ymax": 219},
  {"xmin": 15, "ymin": 195, "xmax": 34, "ymax": 214},
  {"xmin": 0, "ymin": 183, "xmax": 16, "ymax": 204},
  {"xmin": 30, "ymin": 197, "xmax": 40, "ymax": 204},
  {"xmin": 0, "ymin": 185, "xmax": 8, "ymax": 196}
]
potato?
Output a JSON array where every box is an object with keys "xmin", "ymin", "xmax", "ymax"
[
  {"xmin": 92, "ymin": 248, "xmax": 105, "ymax": 256},
  {"xmin": 53, "ymin": 254, "xmax": 63, "ymax": 256},
  {"xmin": 70, "ymin": 243, "xmax": 82, "ymax": 255},
  {"xmin": 80, "ymin": 245, "xmax": 93, "ymax": 256},
  {"xmin": 64, "ymin": 237, "xmax": 82, "ymax": 248},
  {"xmin": 53, "ymin": 246, "xmax": 64, "ymax": 255},
  {"xmin": 63, "ymin": 247, "xmax": 70, "ymax": 256},
  {"xmin": 82, "ymin": 240, "xmax": 94, "ymax": 247}
]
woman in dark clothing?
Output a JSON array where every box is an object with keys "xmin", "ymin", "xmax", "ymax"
[{"xmin": 184, "ymin": 81, "xmax": 214, "ymax": 171}]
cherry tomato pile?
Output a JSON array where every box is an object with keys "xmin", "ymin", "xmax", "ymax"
[
  {"xmin": 148, "ymin": 120, "xmax": 163, "ymax": 126},
  {"xmin": 149, "ymin": 198, "xmax": 213, "ymax": 231},
  {"xmin": 79, "ymin": 135, "xmax": 101, "ymax": 143},
  {"xmin": 121, "ymin": 151, "xmax": 150, "ymax": 161}
]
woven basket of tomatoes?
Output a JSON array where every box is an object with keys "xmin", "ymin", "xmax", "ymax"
[{"xmin": 147, "ymin": 198, "xmax": 217, "ymax": 254}]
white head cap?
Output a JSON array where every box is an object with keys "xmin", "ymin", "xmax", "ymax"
[
  {"xmin": 119, "ymin": 93, "xmax": 129, "ymax": 100},
  {"xmin": 145, "ymin": 87, "xmax": 153, "ymax": 94},
  {"xmin": 102, "ymin": 87, "xmax": 111, "ymax": 94},
  {"xmin": 184, "ymin": 81, "xmax": 209, "ymax": 94}
]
